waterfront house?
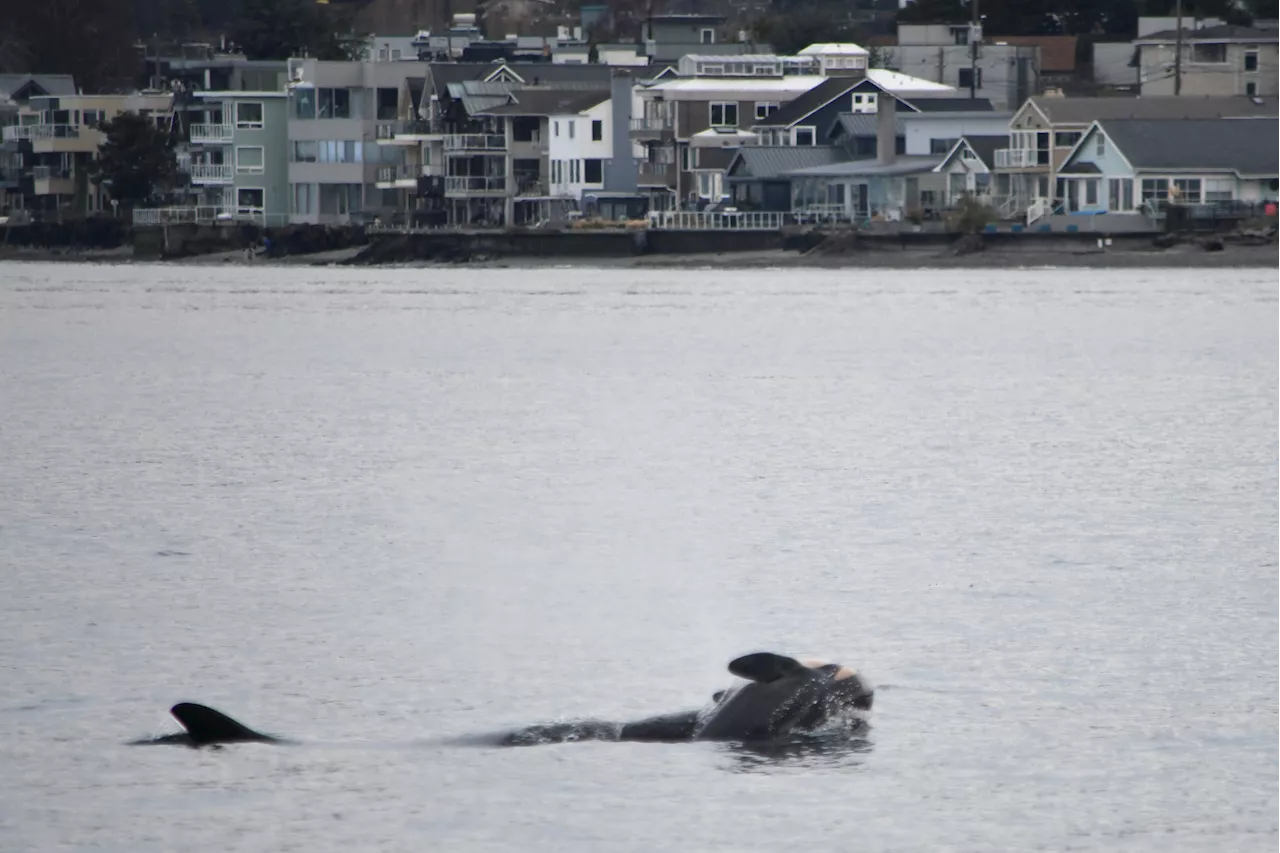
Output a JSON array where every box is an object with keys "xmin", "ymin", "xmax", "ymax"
[
  {"xmin": 992, "ymin": 94, "xmax": 1279, "ymax": 220},
  {"xmin": 932, "ymin": 135, "xmax": 1005, "ymax": 205},
  {"xmin": 185, "ymin": 90, "xmax": 290, "ymax": 225},
  {"xmin": 724, "ymin": 146, "xmax": 846, "ymax": 211},
  {"xmin": 1134, "ymin": 25, "xmax": 1279, "ymax": 97},
  {"xmin": 1054, "ymin": 117, "xmax": 1279, "ymax": 219}
]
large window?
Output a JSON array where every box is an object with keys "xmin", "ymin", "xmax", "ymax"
[
  {"xmin": 584, "ymin": 159, "xmax": 602, "ymax": 183},
  {"xmin": 236, "ymin": 187, "xmax": 265, "ymax": 212},
  {"xmin": 1054, "ymin": 131, "xmax": 1081, "ymax": 148},
  {"xmin": 1203, "ymin": 177, "xmax": 1233, "ymax": 202},
  {"xmin": 1172, "ymin": 177, "xmax": 1202, "ymax": 203},
  {"xmin": 1108, "ymin": 178, "xmax": 1133, "ymax": 211},
  {"xmin": 292, "ymin": 183, "xmax": 314, "ymax": 215},
  {"xmin": 591, "ymin": 120, "xmax": 602, "ymax": 141},
  {"xmin": 1140, "ymin": 178, "xmax": 1169, "ymax": 204},
  {"xmin": 317, "ymin": 88, "xmax": 352, "ymax": 119},
  {"xmin": 794, "ymin": 126, "xmax": 816, "ymax": 146},
  {"xmin": 930, "ymin": 137, "xmax": 959, "ymax": 155},
  {"xmin": 293, "ymin": 89, "xmax": 316, "ymax": 120},
  {"xmin": 310, "ymin": 140, "xmax": 363, "ymax": 163},
  {"xmin": 235, "ymin": 146, "xmax": 264, "ymax": 173},
  {"xmin": 291, "ymin": 141, "xmax": 318, "ymax": 162},
  {"xmin": 235, "ymin": 102, "xmax": 264, "ymax": 129},
  {"xmin": 1244, "ymin": 50, "xmax": 1259, "ymax": 71},
  {"xmin": 709, "ymin": 102, "xmax": 738, "ymax": 127},
  {"xmin": 1191, "ymin": 43, "xmax": 1227, "ymax": 63}
]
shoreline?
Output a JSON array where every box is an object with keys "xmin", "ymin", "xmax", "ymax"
[{"xmin": 1, "ymin": 243, "xmax": 1276, "ymax": 270}]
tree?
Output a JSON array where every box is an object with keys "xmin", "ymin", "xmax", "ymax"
[
  {"xmin": 91, "ymin": 113, "xmax": 180, "ymax": 209},
  {"xmin": 1, "ymin": 0, "xmax": 141, "ymax": 92},
  {"xmin": 751, "ymin": 7, "xmax": 870, "ymax": 56},
  {"xmin": 230, "ymin": 0, "xmax": 364, "ymax": 60}
]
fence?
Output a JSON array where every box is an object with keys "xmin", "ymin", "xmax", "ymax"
[{"xmin": 647, "ymin": 210, "xmax": 785, "ymax": 230}]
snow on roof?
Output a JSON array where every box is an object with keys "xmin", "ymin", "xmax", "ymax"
[
  {"xmin": 798, "ymin": 43, "xmax": 870, "ymax": 56},
  {"xmin": 865, "ymin": 68, "xmax": 954, "ymax": 93},
  {"xmin": 643, "ymin": 75, "xmax": 829, "ymax": 96}
]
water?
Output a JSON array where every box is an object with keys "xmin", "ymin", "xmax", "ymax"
[{"xmin": 0, "ymin": 262, "xmax": 1275, "ymax": 852}]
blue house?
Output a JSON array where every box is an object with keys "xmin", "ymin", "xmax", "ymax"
[{"xmin": 1056, "ymin": 117, "xmax": 1279, "ymax": 215}]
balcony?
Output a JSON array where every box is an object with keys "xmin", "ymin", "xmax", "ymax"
[
  {"xmin": 514, "ymin": 176, "xmax": 547, "ymax": 198},
  {"xmin": 3, "ymin": 124, "xmax": 80, "ymax": 142},
  {"xmin": 31, "ymin": 165, "xmax": 75, "ymax": 195},
  {"xmin": 445, "ymin": 175, "xmax": 507, "ymax": 196},
  {"xmin": 637, "ymin": 162, "xmax": 676, "ymax": 187},
  {"xmin": 443, "ymin": 134, "xmax": 506, "ymax": 152},
  {"xmin": 629, "ymin": 113, "xmax": 675, "ymax": 141},
  {"xmin": 188, "ymin": 163, "xmax": 234, "ymax": 184},
  {"xmin": 190, "ymin": 124, "xmax": 234, "ymax": 144},
  {"xmin": 375, "ymin": 164, "xmax": 443, "ymax": 187},
  {"xmin": 993, "ymin": 147, "xmax": 1040, "ymax": 169},
  {"xmin": 375, "ymin": 119, "xmax": 444, "ymax": 143}
]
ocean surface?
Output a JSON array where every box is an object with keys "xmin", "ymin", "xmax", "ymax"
[{"xmin": 0, "ymin": 262, "xmax": 1275, "ymax": 852}]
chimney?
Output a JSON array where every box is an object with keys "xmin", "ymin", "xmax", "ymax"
[{"xmin": 876, "ymin": 91, "xmax": 896, "ymax": 166}]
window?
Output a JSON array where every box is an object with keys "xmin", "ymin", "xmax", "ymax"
[
  {"xmin": 958, "ymin": 67, "xmax": 982, "ymax": 89},
  {"xmin": 1245, "ymin": 50, "xmax": 1259, "ymax": 71},
  {"xmin": 292, "ymin": 183, "xmax": 314, "ymax": 215},
  {"xmin": 709, "ymin": 102, "xmax": 737, "ymax": 127},
  {"xmin": 1108, "ymin": 178, "xmax": 1133, "ymax": 211},
  {"xmin": 291, "ymin": 141, "xmax": 317, "ymax": 162},
  {"xmin": 700, "ymin": 28, "xmax": 715, "ymax": 44},
  {"xmin": 1095, "ymin": 134, "xmax": 1105, "ymax": 156},
  {"xmin": 755, "ymin": 102, "xmax": 778, "ymax": 121},
  {"xmin": 1172, "ymin": 178, "xmax": 1202, "ymax": 203},
  {"xmin": 236, "ymin": 187, "xmax": 265, "ymax": 212},
  {"xmin": 1246, "ymin": 81, "xmax": 1257, "ymax": 96},
  {"xmin": 572, "ymin": 160, "xmax": 580, "ymax": 182},
  {"xmin": 552, "ymin": 160, "xmax": 560, "ymax": 183},
  {"xmin": 951, "ymin": 26, "xmax": 968, "ymax": 45},
  {"xmin": 1191, "ymin": 43, "xmax": 1227, "ymax": 63},
  {"xmin": 553, "ymin": 120, "xmax": 559, "ymax": 137},
  {"xmin": 235, "ymin": 102, "xmax": 264, "ymax": 129},
  {"xmin": 793, "ymin": 126, "xmax": 816, "ymax": 146},
  {"xmin": 930, "ymin": 137, "xmax": 959, "ymax": 155},
  {"xmin": 584, "ymin": 159, "xmax": 602, "ymax": 183},
  {"xmin": 317, "ymin": 88, "xmax": 351, "ymax": 119},
  {"xmin": 1054, "ymin": 131, "xmax": 1081, "ymax": 148},
  {"xmin": 568, "ymin": 120, "xmax": 575, "ymax": 140},
  {"xmin": 1140, "ymin": 178, "xmax": 1169, "ymax": 204},
  {"xmin": 236, "ymin": 146, "xmax": 264, "ymax": 174},
  {"xmin": 1203, "ymin": 177, "xmax": 1233, "ymax": 202},
  {"xmin": 293, "ymin": 89, "xmax": 315, "ymax": 120},
  {"xmin": 1084, "ymin": 179, "xmax": 1099, "ymax": 205},
  {"xmin": 591, "ymin": 120, "xmax": 602, "ymax": 141}
]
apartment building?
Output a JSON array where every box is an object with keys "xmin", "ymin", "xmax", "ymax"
[
  {"xmin": 1, "ymin": 92, "xmax": 173, "ymax": 216},
  {"xmin": 285, "ymin": 58, "xmax": 430, "ymax": 225},
  {"xmin": 1134, "ymin": 25, "xmax": 1279, "ymax": 96},
  {"xmin": 184, "ymin": 91, "xmax": 290, "ymax": 224},
  {"xmin": 878, "ymin": 24, "xmax": 1041, "ymax": 111},
  {"xmin": 1, "ymin": 75, "xmax": 78, "ymax": 213}
]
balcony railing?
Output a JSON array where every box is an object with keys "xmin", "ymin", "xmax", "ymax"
[
  {"xmin": 131, "ymin": 206, "xmax": 289, "ymax": 227},
  {"xmin": 443, "ymin": 134, "xmax": 506, "ymax": 152},
  {"xmin": 190, "ymin": 123, "xmax": 234, "ymax": 144},
  {"xmin": 376, "ymin": 119, "xmax": 444, "ymax": 141},
  {"xmin": 2, "ymin": 124, "xmax": 81, "ymax": 142},
  {"xmin": 376, "ymin": 164, "xmax": 441, "ymax": 183},
  {"xmin": 647, "ymin": 211, "xmax": 785, "ymax": 231},
  {"xmin": 993, "ymin": 148, "xmax": 1039, "ymax": 169},
  {"xmin": 637, "ymin": 162, "xmax": 676, "ymax": 185},
  {"xmin": 188, "ymin": 163, "xmax": 234, "ymax": 184},
  {"xmin": 32, "ymin": 165, "xmax": 71, "ymax": 180},
  {"xmin": 514, "ymin": 176, "xmax": 547, "ymax": 197},
  {"xmin": 630, "ymin": 114, "xmax": 675, "ymax": 133},
  {"xmin": 445, "ymin": 175, "xmax": 506, "ymax": 195}
]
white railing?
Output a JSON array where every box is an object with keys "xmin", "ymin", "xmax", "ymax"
[
  {"xmin": 994, "ymin": 148, "xmax": 1038, "ymax": 169},
  {"xmin": 188, "ymin": 163, "xmax": 234, "ymax": 184},
  {"xmin": 190, "ymin": 124, "xmax": 234, "ymax": 144},
  {"xmin": 32, "ymin": 165, "xmax": 71, "ymax": 181},
  {"xmin": 444, "ymin": 176, "xmax": 506, "ymax": 194},
  {"xmin": 630, "ymin": 114, "xmax": 675, "ymax": 133},
  {"xmin": 647, "ymin": 210, "xmax": 784, "ymax": 231},
  {"xmin": 2, "ymin": 124, "xmax": 81, "ymax": 142},
  {"xmin": 132, "ymin": 206, "xmax": 230, "ymax": 226},
  {"xmin": 443, "ymin": 134, "xmax": 506, "ymax": 151},
  {"xmin": 1026, "ymin": 196, "xmax": 1051, "ymax": 226}
]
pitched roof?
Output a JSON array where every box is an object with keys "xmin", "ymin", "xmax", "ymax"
[
  {"xmin": 960, "ymin": 134, "xmax": 1004, "ymax": 168},
  {"xmin": 478, "ymin": 89, "xmax": 608, "ymax": 116},
  {"xmin": 1028, "ymin": 95, "xmax": 1278, "ymax": 125},
  {"xmin": 831, "ymin": 112, "xmax": 901, "ymax": 139},
  {"xmin": 785, "ymin": 155, "xmax": 942, "ymax": 178},
  {"xmin": 1134, "ymin": 24, "xmax": 1278, "ymax": 44},
  {"xmin": 988, "ymin": 36, "xmax": 1078, "ymax": 72},
  {"xmin": 753, "ymin": 77, "xmax": 860, "ymax": 128},
  {"xmin": 726, "ymin": 146, "xmax": 846, "ymax": 180},
  {"xmin": 1095, "ymin": 117, "xmax": 1278, "ymax": 175},
  {"xmin": 0, "ymin": 74, "xmax": 77, "ymax": 99},
  {"xmin": 425, "ymin": 61, "xmax": 610, "ymax": 99}
]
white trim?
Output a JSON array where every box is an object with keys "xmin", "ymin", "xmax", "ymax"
[
  {"xmin": 709, "ymin": 101, "xmax": 738, "ymax": 128},
  {"xmin": 235, "ymin": 145, "xmax": 265, "ymax": 174},
  {"xmin": 1059, "ymin": 121, "xmax": 1136, "ymax": 175},
  {"xmin": 234, "ymin": 101, "xmax": 264, "ymax": 129},
  {"xmin": 483, "ymin": 65, "xmax": 526, "ymax": 84},
  {"xmin": 792, "ymin": 125, "xmax": 817, "ymax": 146}
]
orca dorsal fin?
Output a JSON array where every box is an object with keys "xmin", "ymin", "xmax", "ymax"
[
  {"xmin": 170, "ymin": 703, "xmax": 274, "ymax": 745},
  {"xmin": 728, "ymin": 652, "xmax": 810, "ymax": 683}
]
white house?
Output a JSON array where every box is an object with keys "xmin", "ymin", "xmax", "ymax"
[
  {"xmin": 547, "ymin": 95, "xmax": 612, "ymax": 200},
  {"xmin": 797, "ymin": 43, "xmax": 870, "ymax": 76},
  {"xmin": 1055, "ymin": 117, "xmax": 1278, "ymax": 215},
  {"xmin": 932, "ymin": 135, "xmax": 1005, "ymax": 204},
  {"xmin": 898, "ymin": 109, "xmax": 1014, "ymax": 155}
]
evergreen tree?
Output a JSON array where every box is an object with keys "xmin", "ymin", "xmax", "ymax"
[{"xmin": 91, "ymin": 113, "xmax": 180, "ymax": 209}]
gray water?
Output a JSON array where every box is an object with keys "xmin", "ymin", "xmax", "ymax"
[{"xmin": 0, "ymin": 262, "xmax": 1275, "ymax": 852}]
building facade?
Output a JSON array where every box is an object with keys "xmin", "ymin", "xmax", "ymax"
[
  {"xmin": 1134, "ymin": 25, "xmax": 1279, "ymax": 96},
  {"xmin": 185, "ymin": 91, "xmax": 289, "ymax": 224}
]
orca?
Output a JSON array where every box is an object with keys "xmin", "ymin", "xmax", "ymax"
[
  {"xmin": 131, "ymin": 702, "xmax": 282, "ymax": 747},
  {"xmin": 133, "ymin": 653, "xmax": 872, "ymax": 748},
  {"xmin": 503, "ymin": 652, "xmax": 874, "ymax": 746}
]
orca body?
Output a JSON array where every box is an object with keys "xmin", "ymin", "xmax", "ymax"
[{"xmin": 132, "ymin": 703, "xmax": 281, "ymax": 747}]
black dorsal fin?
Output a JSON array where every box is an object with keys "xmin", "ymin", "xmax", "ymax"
[
  {"xmin": 727, "ymin": 652, "xmax": 810, "ymax": 683},
  {"xmin": 170, "ymin": 703, "xmax": 274, "ymax": 745}
]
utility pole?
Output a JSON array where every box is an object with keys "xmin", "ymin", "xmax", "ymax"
[
  {"xmin": 1174, "ymin": 0, "xmax": 1183, "ymax": 95},
  {"xmin": 969, "ymin": 0, "xmax": 980, "ymax": 99}
]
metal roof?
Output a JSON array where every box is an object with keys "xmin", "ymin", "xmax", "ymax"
[
  {"xmin": 1027, "ymin": 95, "xmax": 1279, "ymax": 125},
  {"xmin": 478, "ymin": 89, "xmax": 608, "ymax": 116},
  {"xmin": 726, "ymin": 146, "xmax": 846, "ymax": 180},
  {"xmin": 832, "ymin": 113, "xmax": 901, "ymax": 139},
  {"xmin": 785, "ymin": 155, "xmax": 942, "ymax": 178},
  {"xmin": 1093, "ymin": 117, "xmax": 1279, "ymax": 175},
  {"xmin": 753, "ymin": 77, "xmax": 860, "ymax": 128}
]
